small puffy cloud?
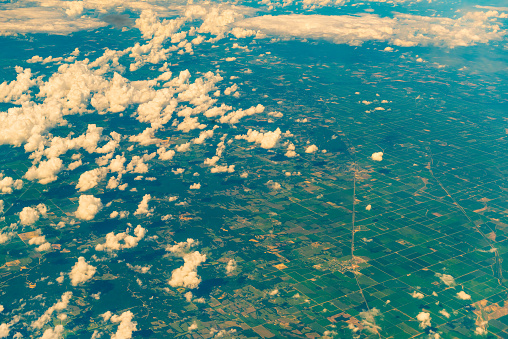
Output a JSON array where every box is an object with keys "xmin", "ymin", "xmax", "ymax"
[
  {"xmin": 190, "ymin": 183, "xmax": 201, "ymax": 190},
  {"xmin": 226, "ymin": 259, "xmax": 237, "ymax": 274},
  {"xmin": 69, "ymin": 257, "xmax": 96, "ymax": 286},
  {"xmin": 157, "ymin": 147, "xmax": 175, "ymax": 161},
  {"xmin": 19, "ymin": 204, "xmax": 47, "ymax": 225},
  {"xmin": 0, "ymin": 323, "xmax": 9, "ymax": 338},
  {"xmin": 210, "ymin": 165, "xmax": 235, "ymax": 173},
  {"xmin": 436, "ymin": 273, "xmax": 456, "ymax": 287},
  {"xmin": 76, "ymin": 167, "xmax": 108, "ymax": 191},
  {"xmin": 371, "ymin": 152, "xmax": 383, "ymax": 161},
  {"xmin": 235, "ymin": 128, "xmax": 281, "ymax": 149},
  {"xmin": 457, "ymin": 291, "xmax": 471, "ymax": 300},
  {"xmin": 107, "ymin": 311, "xmax": 137, "ymax": 339},
  {"xmin": 416, "ymin": 311, "xmax": 431, "ymax": 329},
  {"xmin": 439, "ymin": 309, "xmax": 450, "ymax": 318},
  {"xmin": 285, "ymin": 142, "xmax": 297, "ymax": 158},
  {"xmin": 24, "ymin": 158, "xmax": 63, "ymax": 184},
  {"xmin": 75, "ymin": 195, "xmax": 103, "ymax": 220},
  {"xmin": 96, "ymin": 225, "xmax": 146, "ymax": 252},
  {"xmin": 175, "ymin": 142, "xmax": 191, "ymax": 152},
  {"xmin": 411, "ymin": 291, "xmax": 424, "ymax": 299},
  {"xmin": 365, "ymin": 204, "xmax": 372, "ymax": 211},
  {"xmin": 305, "ymin": 144, "xmax": 318, "ymax": 153}
]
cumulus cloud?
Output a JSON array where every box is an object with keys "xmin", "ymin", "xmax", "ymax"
[
  {"xmin": 189, "ymin": 183, "xmax": 201, "ymax": 189},
  {"xmin": 457, "ymin": 291, "xmax": 472, "ymax": 300},
  {"xmin": 69, "ymin": 257, "xmax": 96, "ymax": 286},
  {"xmin": 40, "ymin": 325, "xmax": 64, "ymax": 339},
  {"xmin": 134, "ymin": 194, "xmax": 152, "ymax": 216},
  {"xmin": 76, "ymin": 167, "xmax": 108, "ymax": 191},
  {"xmin": 305, "ymin": 144, "xmax": 318, "ymax": 153},
  {"xmin": 359, "ymin": 308, "xmax": 381, "ymax": 334},
  {"xmin": 371, "ymin": 152, "xmax": 383, "ymax": 161},
  {"xmin": 75, "ymin": 195, "xmax": 103, "ymax": 220},
  {"xmin": 167, "ymin": 239, "xmax": 206, "ymax": 289},
  {"xmin": 219, "ymin": 104, "xmax": 264, "ymax": 124},
  {"xmin": 0, "ymin": 66, "xmax": 38, "ymax": 104},
  {"xmin": 19, "ymin": 204, "xmax": 47, "ymax": 225},
  {"xmin": 416, "ymin": 311, "xmax": 431, "ymax": 329},
  {"xmin": 235, "ymin": 128, "xmax": 281, "ymax": 149},
  {"xmin": 168, "ymin": 251, "xmax": 207, "ymax": 289},
  {"xmin": 411, "ymin": 291, "xmax": 424, "ymax": 299},
  {"xmin": 236, "ymin": 11, "xmax": 507, "ymax": 48},
  {"xmin": 24, "ymin": 158, "xmax": 63, "ymax": 184},
  {"xmin": 226, "ymin": 259, "xmax": 237, "ymax": 273},
  {"xmin": 109, "ymin": 311, "xmax": 137, "ymax": 339},
  {"xmin": 0, "ymin": 174, "xmax": 22, "ymax": 194},
  {"xmin": 96, "ymin": 225, "xmax": 146, "ymax": 252}
]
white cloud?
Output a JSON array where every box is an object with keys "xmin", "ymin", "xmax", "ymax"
[
  {"xmin": 235, "ymin": 128, "xmax": 281, "ymax": 149},
  {"xmin": 436, "ymin": 273, "xmax": 456, "ymax": 287},
  {"xmin": 134, "ymin": 194, "xmax": 152, "ymax": 216},
  {"xmin": 219, "ymin": 104, "xmax": 264, "ymax": 124},
  {"xmin": 457, "ymin": 291, "xmax": 472, "ymax": 300},
  {"xmin": 371, "ymin": 152, "xmax": 383, "ymax": 161},
  {"xmin": 40, "ymin": 325, "xmax": 64, "ymax": 339},
  {"xmin": 416, "ymin": 311, "xmax": 431, "ymax": 329},
  {"xmin": 175, "ymin": 142, "xmax": 191, "ymax": 152},
  {"xmin": 439, "ymin": 309, "xmax": 450, "ymax": 319},
  {"xmin": 0, "ymin": 323, "xmax": 9, "ymax": 338},
  {"xmin": 31, "ymin": 291, "xmax": 72, "ymax": 329},
  {"xmin": 107, "ymin": 311, "xmax": 137, "ymax": 339},
  {"xmin": 359, "ymin": 308, "xmax": 381, "ymax": 334},
  {"xmin": 411, "ymin": 291, "xmax": 424, "ymax": 299},
  {"xmin": 24, "ymin": 158, "xmax": 63, "ymax": 184},
  {"xmin": 226, "ymin": 259, "xmax": 237, "ymax": 273},
  {"xmin": 0, "ymin": 174, "xmax": 22, "ymax": 194},
  {"xmin": 365, "ymin": 204, "xmax": 372, "ymax": 211},
  {"xmin": 188, "ymin": 322, "xmax": 198, "ymax": 331},
  {"xmin": 0, "ymin": 7, "xmax": 107, "ymax": 36},
  {"xmin": 96, "ymin": 225, "xmax": 146, "ymax": 252},
  {"xmin": 190, "ymin": 183, "xmax": 201, "ymax": 189},
  {"xmin": 157, "ymin": 147, "xmax": 175, "ymax": 160},
  {"xmin": 210, "ymin": 165, "xmax": 235, "ymax": 173},
  {"xmin": 75, "ymin": 194, "xmax": 103, "ymax": 220},
  {"xmin": 236, "ymin": 11, "xmax": 507, "ymax": 48},
  {"xmin": 19, "ymin": 204, "xmax": 47, "ymax": 225},
  {"xmin": 76, "ymin": 167, "xmax": 108, "ymax": 191},
  {"xmin": 168, "ymin": 251, "xmax": 207, "ymax": 289},
  {"xmin": 0, "ymin": 66, "xmax": 38, "ymax": 104},
  {"xmin": 69, "ymin": 257, "xmax": 96, "ymax": 286},
  {"xmin": 305, "ymin": 144, "xmax": 318, "ymax": 153}
]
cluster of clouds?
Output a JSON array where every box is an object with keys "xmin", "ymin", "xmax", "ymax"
[
  {"xmin": 31, "ymin": 291, "xmax": 72, "ymax": 329},
  {"xmin": 95, "ymin": 225, "xmax": 147, "ymax": 251}
]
